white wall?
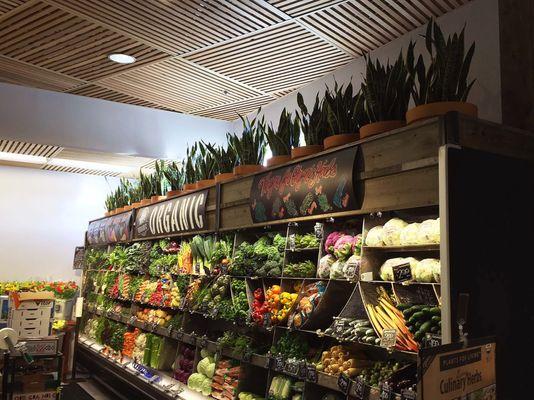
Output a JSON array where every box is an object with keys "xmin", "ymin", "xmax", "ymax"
[
  {"xmin": 0, "ymin": 83, "xmax": 232, "ymax": 160},
  {"xmin": 0, "ymin": 165, "xmax": 118, "ymax": 282},
  {"xmin": 236, "ymin": 0, "xmax": 500, "ymax": 130}
]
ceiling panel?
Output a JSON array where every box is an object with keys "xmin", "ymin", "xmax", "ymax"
[
  {"xmin": 0, "ymin": 0, "xmax": 469, "ymax": 120},
  {"xmin": 66, "ymin": 83, "xmax": 164, "ymax": 109},
  {"xmin": 41, "ymin": 164, "xmax": 121, "ymax": 176},
  {"xmin": 98, "ymin": 58, "xmax": 263, "ymax": 113},
  {"xmin": 0, "ymin": 138, "xmax": 62, "ymax": 157},
  {"xmin": 0, "ymin": 1, "xmax": 168, "ymax": 80},
  {"xmin": 48, "ymin": 0, "xmax": 285, "ymax": 55},
  {"xmin": 185, "ymin": 22, "xmax": 352, "ymax": 93},
  {"xmin": 191, "ymin": 94, "xmax": 277, "ymax": 121},
  {"xmin": 267, "ymin": 0, "xmax": 346, "ymax": 17},
  {"xmin": 0, "ymin": 55, "xmax": 82, "ymax": 90}
]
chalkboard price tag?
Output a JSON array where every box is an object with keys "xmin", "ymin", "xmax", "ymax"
[
  {"xmin": 401, "ymin": 389, "xmax": 416, "ymax": 400},
  {"xmin": 210, "ymin": 307, "xmax": 219, "ymax": 319},
  {"xmin": 284, "ymin": 360, "xmax": 299, "ymax": 376},
  {"xmin": 271, "ymin": 356, "xmax": 284, "ymax": 371},
  {"xmin": 179, "ymin": 298, "xmax": 186, "ymax": 310},
  {"xmin": 298, "ymin": 361, "xmax": 307, "ymax": 379},
  {"xmin": 379, "ymin": 383, "xmax": 394, "ymax": 400},
  {"xmin": 176, "ymin": 330, "xmax": 184, "ymax": 340},
  {"xmin": 337, "ymin": 373, "xmax": 351, "ymax": 394},
  {"xmin": 352, "ymin": 377, "xmax": 369, "ymax": 400},
  {"xmin": 422, "ymin": 333, "xmax": 441, "ymax": 348},
  {"xmin": 392, "ymin": 262, "xmax": 412, "ymax": 282},
  {"xmin": 380, "ymin": 329, "xmax": 397, "ymax": 349},
  {"xmin": 306, "ymin": 364, "xmax": 318, "ymax": 383},
  {"xmin": 166, "ymin": 326, "xmax": 174, "ymax": 336}
]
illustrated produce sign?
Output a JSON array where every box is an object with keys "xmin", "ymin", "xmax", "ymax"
[
  {"xmin": 87, "ymin": 210, "xmax": 133, "ymax": 245},
  {"xmin": 249, "ymin": 146, "xmax": 360, "ymax": 223},
  {"xmin": 134, "ymin": 189, "xmax": 208, "ymax": 239},
  {"xmin": 419, "ymin": 339, "xmax": 496, "ymax": 400}
]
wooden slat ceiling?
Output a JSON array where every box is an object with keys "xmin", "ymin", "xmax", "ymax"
[{"xmin": 0, "ymin": 0, "xmax": 469, "ymax": 121}]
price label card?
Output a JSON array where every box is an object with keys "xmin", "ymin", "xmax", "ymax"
[
  {"xmin": 400, "ymin": 389, "xmax": 416, "ymax": 400},
  {"xmin": 263, "ymin": 312, "xmax": 271, "ymax": 328},
  {"xmin": 334, "ymin": 319, "xmax": 346, "ymax": 335},
  {"xmin": 353, "ymin": 377, "xmax": 368, "ymax": 400},
  {"xmin": 210, "ymin": 307, "xmax": 219, "ymax": 319},
  {"xmin": 179, "ymin": 298, "xmax": 186, "ymax": 310},
  {"xmin": 298, "ymin": 362, "xmax": 307, "ymax": 379},
  {"xmin": 392, "ymin": 262, "xmax": 412, "ymax": 282},
  {"xmin": 284, "ymin": 360, "xmax": 299, "ymax": 376},
  {"xmin": 380, "ymin": 329, "xmax": 397, "ymax": 349},
  {"xmin": 271, "ymin": 356, "xmax": 284, "ymax": 371},
  {"xmin": 379, "ymin": 383, "xmax": 394, "ymax": 400},
  {"xmin": 422, "ymin": 333, "xmax": 442, "ymax": 348},
  {"xmin": 197, "ymin": 337, "xmax": 208, "ymax": 348},
  {"xmin": 314, "ymin": 223, "xmax": 324, "ymax": 240},
  {"xmin": 337, "ymin": 373, "xmax": 351, "ymax": 394},
  {"xmin": 306, "ymin": 365, "xmax": 318, "ymax": 383},
  {"xmin": 166, "ymin": 326, "xmax": 174, "ymax": 337},
  {"xmin": 288, "ymin": 234, "xmax": 296, "ymax": 251},
  {"xmin": 176, "ymin": 330, "xmax": 184, "ymax": 340}
]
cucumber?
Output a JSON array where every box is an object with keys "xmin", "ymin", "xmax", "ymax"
[
  {"xmin": 375, "ymin": 338, "xmax": 381, "ymax": 345},
  {"xmin": 396, "ymin": 303, "xmax": 411, "ymax": 311},
  {"xmin": 430, "ymin": 326, "xmax": 438, "ymax": 333},
  {"xmin": 419, "ymin": 321, "xmax": 433, "ymax": 335},
  {"xmin": 403, "ymin": 307, "xmax": 415, "ymax": 318},
  {"xmin": 429, "ymin": 307, "xmax": 441, "ymax": 316},
  {"xmin": 408, "ymin": 325, "xmax": 415, "ymax": 333},
  {"xmin": 414, "ymin": 331, "xmax": 424, "ymax": 341},
  {"xmin": 365, "ymin": 329, "xmax": 375, "ymax": 336},
  {"xmin": 365, "ymin": 336, "xmax": 376, "ymax": 344},
  {"xmin": 408, "ymin": 311, "xmax": 425, "ymax": 324},
  {"xmin": 431, "ymin": 315, "xmax": 441, "ymax": 323},
  {"xmin": 355, "ymin": 327, "xmax": 369, "ymax": 336},
  {"xmin": 415, "ymin": 321, "xmax": 422, "ymax": 329}
]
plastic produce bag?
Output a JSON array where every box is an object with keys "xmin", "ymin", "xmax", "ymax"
[
  {"xmin": 343, "ymin": 254, "xmax": 361, "ymax": 280},
  {"xmin": 400, "ymin": 223, "xmax": 421, "ymax": 245},
  {"xmin": 365, "ymin": 226, "xmax": 384, "ymax": 246},
  {"xmin": 382, "ymin": 218, "xmax": 408, "ymax": 246},
  {"xmin": 417, "ymin": 219, "xmax": 440, "ymax": 244},
  {"xmin": 318, "ymin": 254, "xmax": 335, "ymax": 278}
]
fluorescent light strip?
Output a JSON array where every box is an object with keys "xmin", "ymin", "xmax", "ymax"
[
  {"xmin": 47, "ymin": 158, "xmax": 135, "ymax": 174},
  {"xmin": 0, "ymin": 151, "xmax": 47, "ymax": 164}
]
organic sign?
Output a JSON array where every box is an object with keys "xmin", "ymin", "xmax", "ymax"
[
  {"xmin": 250, "ymin": 146, "xmax": 360, "ymax": 223},
  {"xmin": 134, "ymin": 190, "xmax": 208, "ymax": 239},
  {"xmin": 420, "ymin": 340, "xmax": 496, "ymax": 399},
  {"xmin": 87, "ymin": 210, "xmax": 133, "ymax": 245}
]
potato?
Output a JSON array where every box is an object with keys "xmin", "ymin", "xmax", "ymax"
[
  {"xmin": 330, "ymin": 364, "xmax": 339, "ymax": 373},
  {"xmin": 323, "ymin": 359, "xmax": 331, "ymax": 367},
  {"xmin": 346, "ymin": 368, "xmax": 358, "ymax": 377},
  {"xmin": 345, "ymin": 359, "xmax": 357, "ymax": 368}
]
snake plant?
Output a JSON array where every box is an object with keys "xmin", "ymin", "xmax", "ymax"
[
  {"xmin": 204, "ymin": 143, "xmax": 237, "ymax": 174},
  {"xmin": 265, "ymin": 108, "xmax": 300, "ymax": 156},
  {"xmin": 322, "ymin": 81, "xmax": 367, "ymax": 135},
  {"xmin": 362, "ymin": 48, "xmax": 413, "ymax": 122},
  {"xmin": 227, "ymin": 113, "xmax": 266, "ymax": 165},
  {"xmin": 296, "ymin": 92, "xmax": 329, "ymax": 146},
  {"xmin": 407, "ymin": 19, "xmax": 475, "ymax": 105},
  {"xmin": 196, "ymin": 142, "xmax": 217, "ymax": 180},
  {"xmin": 139, "ymin": 170, "xmax": 153, "ymax": 198},
  {"xmin": 163, "ymin": 161, "xmax": 184, "ymax": 191},
  {"xmin": 184, "ymin": 144, "xmax": 198, "ymax": 184}
]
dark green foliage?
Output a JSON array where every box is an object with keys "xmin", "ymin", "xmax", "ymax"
[
  {"xmin": 184, "ymin": 144, "xmax": 198, "ymax": 184},
  {"xmin": 149, "ymin": 160, "xmax": 168, "ymax": 196},
  {"xmin": 163, "ymin": 161, "xmax": 183, "ymax": 191},
  {"xmin": 362, "ymin": 48, "xmax": 413, "ymax": 122},
  {"xmin": 322, "ymin": 81, "xmax": 367, "ymax": 135},
  {"xmin": 139, "ymin": 170, "xmax": 153, "ymax": 198},
  {"xmin": 296, "ymin": 92, "xmax": 329, "ymax": 145},
  {"xmin": 227, "ymin": 113, "xmax": 267, "ymax": 165},
  {"xmin": 196, "ymin": 142, "xmax": 217, "ymax": 180},
  {"xmin": 265, "ymin": 108, "xmax": 300, "ymax": 156},
  {"xmin": 407, "ymin": 19, "xmax": 476, "ymax": 105},
  {"xmin": 204, "ymin": 143, "xmax": 237, "ymax": 173}
]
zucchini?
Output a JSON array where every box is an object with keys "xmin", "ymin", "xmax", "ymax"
[
  {"xmin": 419, "ymin": 321, "xmax": 433, "ymax": 335},
  {"xmin": 365, "ymin": 329, "xmax": 375, "ymax": 336},
  {"xmin": 429, "ymin": 307, "xmax": 441, "ymax": 316},
  {"xmin": 396, "ymin": 303, "xmax": 411, "ymax": 311},
  {"xmin": 408, "ymin": 311, "xmax": 425, "ymax": 324},
  {"xmin": 431, "ymin": 315, "xmax": 441, "ymax": 323},
  {"xmin": 365, "ymin": 336, "xmax": 376, "ymax": 344}
]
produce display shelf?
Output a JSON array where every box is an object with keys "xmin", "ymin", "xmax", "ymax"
[
  {"xmin": 77, "ymin": 337, "xmax": 206, "ymax": 400},
  {"xmin": 285, "ymin": 247, "xmax": 320, "ymax": 252},
  {"xmin": 363, "ymin": 280, "xmax": 440, "ymax": 286},
  {"xmin": 362, "ymin": 244, "xmax": 440, "ymax": 252}
]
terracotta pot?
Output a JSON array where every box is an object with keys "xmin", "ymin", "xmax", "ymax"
[
  {"xmin": 195, "ymin": 179, "xmax": 215, "ymax": 189},
  {"xmin": 104, "ymin": 211, "xmax": 110, "ymax": 217},
  {"xmin": 360, "ymin": 120, "xmax": 405, "ymax": 139},
  {"xmin": 123, "ymin": 205, "xmax": 133, "ymax": 211},
  {"xmin": 166, "ymin": 189, "xmax": 182, "ymax": 198},
  {"xmin": 183, "ymin": 183, "xmax": 196, "ymax": 191},
  {"xmin": 291, "ymin": 145, "xmax": 323, "ymax": 160},
  {"xmin": 323, "ymin": 133, "xmax": 359, "ymax": 149},
  {"xmin": 141, "ymin": 198, "xmax": 152, "ymax": 206},
  {"xmin": 214, "ymin": 172, "xmax": 235, "ymax": 183},
  {"xmin": 406, "ymin": 101, "xmax": 478, "ymax": 124},
  {"xmin": 233, "ymin": 164, "xmax": 264, "ymax": 176},
  {"xmin": 151, "ymin": 195, "xmax": 166, "ymax": 203},
  {"xmin": 266, "ymin": 155, "xmax": 292, "ymax": 167},
  {"xmin": 115, "ymin": 207, "xmax": 124, "ymax": 214},
  {"xmin": 131, "ymin": 201, "xmax": 141, "ymax": 209}
]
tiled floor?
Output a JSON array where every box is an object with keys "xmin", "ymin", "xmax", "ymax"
[{"xmin": 62, "ymin": 381, "xmax": 115, "ymax": 400}]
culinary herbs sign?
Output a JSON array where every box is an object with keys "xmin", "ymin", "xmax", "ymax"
[
  {"xmin": 134, "ymin": 189, "xmax": 208, "ymax": 239},
  {"xmin": 87, "ymin": 210, "xmax": 133, "ymax": 245},
  {"xmin": 250, "ymin": 146, "xmax": 359, "ymax": 223}
]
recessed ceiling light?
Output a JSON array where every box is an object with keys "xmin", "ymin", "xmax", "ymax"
[
  {"xmin": 108, "ymin": 53, "xmax": 136, "ymax": 64},
  {"xmin": 0, "ymin": 151, "xmax": 47, "ymax": 164}
]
